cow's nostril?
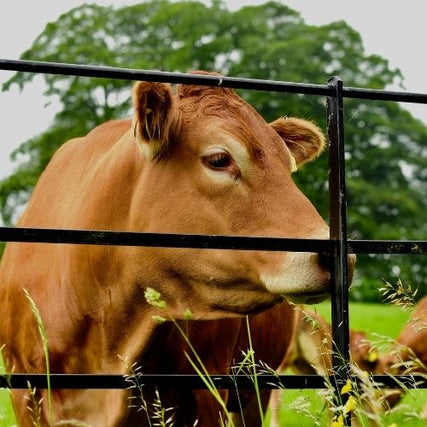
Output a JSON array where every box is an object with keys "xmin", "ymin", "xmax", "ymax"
[
  {"xmin": 318, "ymin": 251, "xmax": 334, "ymax": 272},
  {"xmin": 318, "ymin": 252, "xmax": 356, "ymax": 285}
]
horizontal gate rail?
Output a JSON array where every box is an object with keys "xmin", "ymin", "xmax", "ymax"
[
  {"xmin": 1, "ymin": 373, "xmax": 425, "ymax": 390},
  {"xmin": 2, "ymin": 58, "xmax": 427, "ymax": 104},
  {"xmin": 0, "ymin": 58, "xmax": 331, "ymax": 96},
  {"xmin": 0, "ymin": 227, "xmax": 425, "ymax": 254}
]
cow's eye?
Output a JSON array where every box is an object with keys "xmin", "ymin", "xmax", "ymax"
[
  {"xmin": 201, "ymin": 149, "xmax": 241, "ymax": 179},
  {"xmin": 204, "ymin": 152, "xmax": 232, "ymax": 170}
]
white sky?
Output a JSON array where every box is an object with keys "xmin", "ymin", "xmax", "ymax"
[{"xmin": 1, "ymin": 0, "xmax": 426, "ymax": 179}]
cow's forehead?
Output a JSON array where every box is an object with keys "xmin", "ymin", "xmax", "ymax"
[
  {"xmin": 176, "ymin": 88, "xmax": 286, "ymax": 159},
  {"xmin": 176, "ymin": 85, "xmax": 246, "ymax": 117}
]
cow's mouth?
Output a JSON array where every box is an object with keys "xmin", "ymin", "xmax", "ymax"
[
  {"xmin": 214, "ymin": 292, "xmax": 284, "ymax": 316},
  {"xmin": 284, "ymin": 291, "xmax": 330, "ymax": 305}
]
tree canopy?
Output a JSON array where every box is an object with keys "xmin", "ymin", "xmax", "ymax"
[{"xmin": 1, "ymin": 0, "xmax": 425, "ymax": 302}]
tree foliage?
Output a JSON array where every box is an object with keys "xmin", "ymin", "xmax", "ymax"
[{"xmin": 1, "ymin": 0, "xmax": 425, "ymax": 301}]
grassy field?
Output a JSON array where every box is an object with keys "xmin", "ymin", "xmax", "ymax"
[
  {"xmin": 1, "ymin": 302, "xmax": 425, "ymax": 426},
  {"xmin": 0, "ymin": 362, "xmax": 15, "ymax": 426}
]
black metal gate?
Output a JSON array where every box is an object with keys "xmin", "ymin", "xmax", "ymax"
[{"xmin": 0, "ymin": 59, "xmax": 426, "ymax": 425}]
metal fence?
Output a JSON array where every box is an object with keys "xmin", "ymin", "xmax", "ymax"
[{"xmin": 0, "ymin": 59, "xmax": 426, "ymax": 420}]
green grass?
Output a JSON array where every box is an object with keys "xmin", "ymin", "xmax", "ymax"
[
  {"xmin": 0, "ymin": 393, "xmax": 16, "ymax": 427},
  {"xmin": 1, "ymin": 303, "xmax": 425, "ymax": 426},
  {"xmin": 267, "ymin": 388, "xmax": 426, "ymax": 426},
  {"xmin": 0, "ymin": 357, "xmax": 16, "ymax": 426},
  {"xmin": 313, "ymin": 301, "xmax": 410, "ymax": 339}
]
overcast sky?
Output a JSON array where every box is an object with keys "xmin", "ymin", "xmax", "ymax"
[{"xmin": 1, "ymin": 0, "xmax": 426, "ymax": 178}]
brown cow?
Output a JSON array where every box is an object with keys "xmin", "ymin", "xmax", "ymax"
[
  {"xmin": 375, "ymin": 296, "xmax": 427, "ymax": 409},
  {"xmin": 0, "ymin": 73, "xmax": 355, "ymax": 425},
  {"xmin": 282, "ymin": 308, "xmax": 378, "ymax": 376},
  {"xmin": 269, "ymin": 308, "xmax": 378, "ymax": 427}
]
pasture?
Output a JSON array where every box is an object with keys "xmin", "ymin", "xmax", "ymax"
[{"xmin": 1, "ymin": 302, "xmax": 425, "ymax": 426}]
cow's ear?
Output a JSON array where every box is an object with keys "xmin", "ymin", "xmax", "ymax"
[
  {"xmin": 270, "ymin": 117, "xmax": 325, "ymax": 166},
  {"xmin": 132, "ymin": 81, "xmax": 174, "ymax": 159}
]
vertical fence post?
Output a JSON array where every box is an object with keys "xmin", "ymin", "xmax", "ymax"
[{"xmin": 327, "ymin": 76, "xmax": 352, "ymax": 424}]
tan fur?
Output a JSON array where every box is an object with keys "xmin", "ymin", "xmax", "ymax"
[
  {"xmin": 0, "ymin": 73, "xmax": 355, "ymax": 425},
  {"xmin": 270, "ymin": 117, "xmax": 326, "ymax": 166}
]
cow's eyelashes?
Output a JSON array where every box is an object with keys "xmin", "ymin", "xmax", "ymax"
[{"xmin": 203, "ymin": 152, "xmax": 233, "ymax": 170}]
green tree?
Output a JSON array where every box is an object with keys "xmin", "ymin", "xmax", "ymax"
[{"xmin": 1, "ymin": 0, "xmax": 425, "ymax": 301}]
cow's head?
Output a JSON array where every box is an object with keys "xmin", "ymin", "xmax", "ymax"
[{"xmin": 130, "ymin": 73, "xmax": 354, "ymax": 318}]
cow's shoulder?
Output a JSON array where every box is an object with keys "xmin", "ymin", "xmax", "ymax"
[
  {"xmin": 18, "ymin": 119, "xmax": 133, "ymax": 228},
  {"xmin": 85, "ymin": 119, "xmax": 132, "ymax": 144},
  {"xmin": 40, "ymin": 118, "xmax": 133, "ymax": 189}
]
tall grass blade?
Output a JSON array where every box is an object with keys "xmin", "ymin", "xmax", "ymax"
[{"xmin": 23, "ymin": 289, "xmax": 53, "ymax": 426}]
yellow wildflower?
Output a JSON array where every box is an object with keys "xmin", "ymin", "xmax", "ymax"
[
  {"xmin": 341, "ymin": 379, "xmax": 353, "ymax": 395},
  {"xmin": 368, "ymin": 348, "xmax": 379, "ymax": 363},
  {"xmin": 331, "ymin": 415, "xmax": 344, "ymax": 427},
  {"xmin": 343, "ymin": 395, "xmax": 357, "ymax": 414}
]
